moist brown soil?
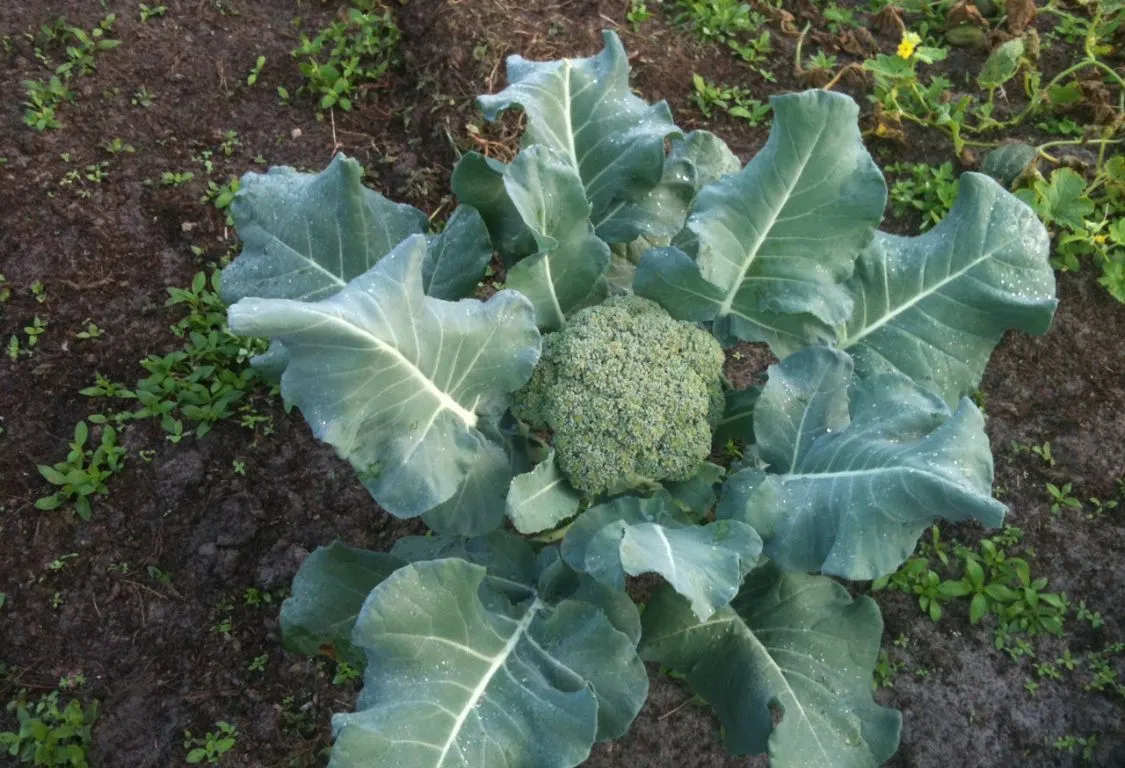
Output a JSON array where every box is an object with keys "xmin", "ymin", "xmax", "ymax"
[{"xmin": 1, "ymin": 1, "xmax": 1122, "ymax": 767}]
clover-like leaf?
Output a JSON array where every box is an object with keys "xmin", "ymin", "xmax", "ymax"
[
  {"xmin": 227, "ymin": 235, "xmax": 541, "ymax": 519},
  {"xmin": 562, "ymin": 494, "xmax": 761, "ymax": 620},
  {"xmin": 839, "ymin": 172, "xmax": 1056, "ymax": 407},
  {"xmin": 329, "ymin": 559, "xmax": 648, "ymax": 767},
  {"xmin": 640, "ymin": 562, "xmax": 902, "ymax": 768},
  {"xmin": 720, "ymin": 346, "xmax": 1006, "ymax": 579}
]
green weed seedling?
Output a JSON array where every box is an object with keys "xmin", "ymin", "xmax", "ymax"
[
  {"xmin": 885, "ymin": 162, "xmax": 958, "ymax": 230},
  {"xmin": 183, "ymin": 721, "xmax": 237, "ymax": 765},
  {"xmin": 139, "ymin": 4, "xmax": 167, "ymax": 22},
  {"xmin": 1046, "ymin": 482, "xmax": 1082, "ymax": 515},
  {"xmin": 692, "ymin": 74, "xmax": 771, "ymax": 125},
  {"xmin": 35, "ymin": 421, "xmax": 124, "ymax": 520},
  {"xmin": 246, "ymin": 56, "xmax": 266, "ymax": 86},
  {"xmin": 292, "ymin": 6, "xmax": 401, "ymax": 111},
  {"xmin": 21, "ymin": 14, "xmax": 119, "ymax": 131},
  {"xmin": 0, "ymin": 691, "xmax": 98, "ymax": 767}
]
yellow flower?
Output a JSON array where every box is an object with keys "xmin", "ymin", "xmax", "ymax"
[
  {"xmin": 897, "ymin": 32, "xmax": 922, "ymax": 60},
  {"xmin": 1094, "ymin": 234, "xmax": 1107, "ymax": 245}
]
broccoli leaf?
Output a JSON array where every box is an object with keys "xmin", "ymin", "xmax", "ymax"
[
  {"xmin": 720, "ymin": 347, "xmax": 1006, "ymax": 579},
  {"xmin": 423, "ymin": 204, "xmax": 494, "ymax": 301},
  {"xmin": 562, "ymin": 494, "xmax": 761, "ymax": 620},
  {"xmin": 503, "ymin": 146, "xmax": 612, "ymax": 330},
  {"xmin": 280, "ymin": 542, "xmax": 406, "ymax": 668},
  {"xmin": 838, "ymin": 173, "xmax": 1056, "ymax": 407},
  {"xmin": 220, "ymin": 153, "xmax": 428, "ymax": 305},
  {"xmin": 506, "ymin": 449, "xmax": 583, "ymax": 534},
  {"xmin": 421, "ymin": 419, "xmax": 532, "ymax": 538},
  {"xmin": 391, "ymin": 529, "xmax": 540, "ymax": 589},
  {"xmin": 636, "ymin": 90, "xmax": 886, "ymax": 348},
  {"xmin": 479, "ymin": 30, "xmax": 679, "ymax": 225},
  {"xmin": 227, "ymin": 235, "xmax": 541, "ymax": 519},
  {"xmin": 451, "ymin": 152, "xmax": 538, "ymax": 264},
  {"xmin": 596, "ymin": 130, "xmax": 740, "ymax": 244},
  {"xmin": 640, "ymin": 562, "xmax": 902, "ymax": 767},
  {"xmin": 330, "ymin": 559, "xmax": 648, "ymax": 767}
]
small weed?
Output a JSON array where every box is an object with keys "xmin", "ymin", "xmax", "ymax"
[
  {"xmin": 0, "ymin": 690, "xmax": 98, "ymax": 766},
  {"xmin": 692, "ymin": 74, "xmax": 771, "ymax": 126},
  {"xmin": 1051, "ymin": 733, "xmax": 1098, "ymax": 762},
  {"xmin": 332, "ymin": 661, "xmax": 362, "ymax": 686},
  {"xmin": 246, "ymin": 55, "xmax": 266, "ymax": 86},
  {"xmin": 885, "ymin": 162, "xmax": 958, "ymax": 230},
  {"xmin": 160, "ymin": 171, "xmax": 195, "ymax": 187},
  {"xmin": 131, "ymin": 86, "xmax": 156, "ymax": 108},
  {"xmin": 35, "ymin": 421, "xmax": 125, "ymax": 520},
  {"xmin": 139, "ymin": 4, "xmax": 168, "ymax": 22},
  {"xmin": 292, "ymin": 6, "xmax": 401, "ymax": 111},
  {"xmin": 75, "ymin": 321, "xmax": 104, "ymax": 340},
  {"xmin": 626, "ymin": 0, "xmax": 653, "ymax": 29},
  {"xmin": 1046, "ymin": 482, "xmax": 1082, "ymax": 515},
  {"xmin": 248, "ymin": 654, "xmax": 269, "ymax": 673},
  {"xmin": 183, "ymin": 721, "xmax": 237, "ymax": 765}
]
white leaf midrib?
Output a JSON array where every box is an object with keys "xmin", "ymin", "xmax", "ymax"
[{"xmin": 435, "ymin": 597, "xmax": 544, "ymax": 766}]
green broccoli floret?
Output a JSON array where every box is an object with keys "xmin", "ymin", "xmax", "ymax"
[{"xmin": 512, "ymin": 295, "xmax": 725, "ymax": 496}]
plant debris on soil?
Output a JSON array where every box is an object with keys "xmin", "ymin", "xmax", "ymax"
[{"xmin": 1, "ymin": 1, "xmax": 1122, "ymax": 767}]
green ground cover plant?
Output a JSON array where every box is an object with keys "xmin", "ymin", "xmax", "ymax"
[{"xmin": 219, "ymin": 32, "xmax": 1057, "ymax": 767}]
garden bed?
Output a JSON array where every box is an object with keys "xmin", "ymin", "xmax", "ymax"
[{"xmin": 1, "ymin": 1, "xmax": 1122, "ymax": 766}]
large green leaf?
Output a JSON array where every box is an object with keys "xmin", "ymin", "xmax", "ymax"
[
  {"xmin": 640, "ymin": 563, "xmax": 902, "ymax": 767},
  {"xmin": 837, "ymin": 173, "xmax": 1056, "ymax": 407},
  {"xmin": 719, "ymin": 347, "xmax": 1006, "ymax": 579},
  {"xmin": 220, "ymin": 154, "xmax": 428, "ymax": 305},
  {"xmin": 506, "ymin": 449, "xmax": 583, "ymax": 534},
  {"xmin": 503, "ymin": 146, "xmax": 612, "ymax": 329},
  {"xmin": 280, "ymin": 542, "xmax": 405, "ymax": 667},
  {"xmin": 478, "ymin": 31, "xmax": 679, "ymax": 225},
  {"xmin": 636, "ymin": 91, "xmax": 886, "ymax": 347},
  {"xmin": 562, "ymin": 494, "xmax": 761, "ymax": 620},
  {"xmin": 391, "ymin": 529, "xmax": 539, "ymax": 590},
  {"xmin": 330, "ymin": 559, "xmax": 648, "ymax": 767},
  {"xmin": 227, "ymin": 235, "xmax": 541, "ymax": 519}
]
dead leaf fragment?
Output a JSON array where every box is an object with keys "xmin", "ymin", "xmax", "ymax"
[
  {"xmin": 947, "ymin": 1, "xmax": 990, "ymax": 29},
  {"xmin": 1006, "ymin": 0, "xmax": 1036, "ymax": 34},
  {"xmin": 873, "ymin": 5, "xmax": 905, "ymax": 37}
]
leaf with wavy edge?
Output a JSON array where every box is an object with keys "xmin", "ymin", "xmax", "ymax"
[
  {"xmin": 503, "ymin": 146, "xmax": 611, "ymax": 329},
  {"xmin": 329, "ymin": 559, "xmax": 648, "ymax": 767},
  {"xmin": 562, "ymin": 494, "xmax": 761, "ymax": 620},
  {"xmin": 837, "ymin": 172, "xmax": 1056, "ymax": 407},
  {"xmin": 280, "ymin": 542, "xmax": 406, "ymax": 667},
  {"xmin": 719, "ymin": 346, "xmax": 1006, "ymax": 579},
  {"xmin": 506, "ymin": 449, "xmax": 583, "ymax": 534},
  {"xmin": 227, "ymin": 235, "xmax": 541, "ymax": 519},
  {"xmin": 479, "ymin": 31, "xmax": 680, "ymax": 225},
  {"xmin": 640, "ymin": 562, "xmax": 902, "ymax": 768},
  {"xmin": 637, "ymin": 91, "xmax": 886, "ymax": 347},
  {"xmin": 220, "ymin": 153, "xmax": 428, "ymax": 305},
  {"xmin": 596, "ymin": 130, "xmax": 740, "ymax": 244}
]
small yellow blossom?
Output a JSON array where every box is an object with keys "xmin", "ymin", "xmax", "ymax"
[
  {"xmin": 1094, "ymin": 234, "xmax": 1107, "ymax": 245},
  {"xmin": 897, "ymin": 32, "xmax": 922, "ymax": 60}
]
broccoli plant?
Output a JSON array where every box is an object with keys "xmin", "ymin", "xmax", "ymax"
[{"xmin": 222, "ymin": 32, "xmax": 1056, "ymax": 768}]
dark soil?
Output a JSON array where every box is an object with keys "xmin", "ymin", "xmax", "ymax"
[{"xmin": 1, "ymin": 1, "xmax": 1122, "ymax": 767}]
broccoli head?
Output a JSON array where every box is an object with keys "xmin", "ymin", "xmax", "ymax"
[{"xmin": 512, "ymin": 295, "xmax": 725, "ymax": 496}]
